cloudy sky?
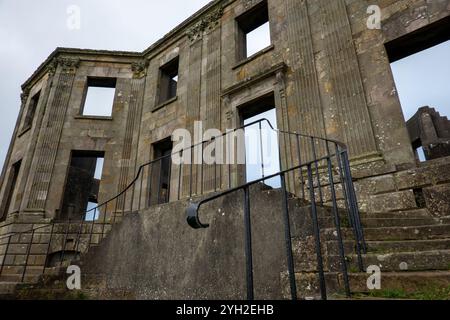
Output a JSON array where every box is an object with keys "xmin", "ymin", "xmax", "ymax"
[
  {"xmin": 0, "ymin": 1, "xmax": 449, "ymax": 172},
  {"xmin": 0, "ymin": 0, "xmax": 211, "ymax": 170}
]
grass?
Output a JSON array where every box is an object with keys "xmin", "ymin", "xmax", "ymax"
[{"xmin": 363, "ymin": 285, "xmax": 450, "ymax": 300}]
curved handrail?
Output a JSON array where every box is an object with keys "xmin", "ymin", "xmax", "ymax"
[
  {"xmin": 185, "ymin": 119, "xmax": 349, "ymax": 229},
  {"xmin": 0, "ymin": 118, "xmax": 359, "ymax": 243},
  {"xmin": 182, "ymin": 120, "xmax": 365, "ymax": 301},
  {"xmin": 0, "ymin": 118, "xmax": 365, "ymax": 298},
  {"xmin": 186, "ymin": 154, "xmax": 332, "ymax": 229},
  {"xmin": 1, "ymin": 118, "xmax": 341, "ymax": 240}
]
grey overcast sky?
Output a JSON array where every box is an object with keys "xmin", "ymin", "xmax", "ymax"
[
  {"xmin": 0, "ymin": 0, "xmax": 211, "ymax": 170},
  {"xmin": 1, "ymin": 1, "xmax": 450, "ymax": 172}
]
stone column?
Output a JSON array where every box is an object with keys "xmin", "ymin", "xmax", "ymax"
[
  {"xmin": 312, "ymin": 0, "xmax": 378, "ymax": 158},
  {"xmin": 26, "ymin": 58, "xmax": 80, "ymax": 212},
  {"xmin": 116, "ymin": 61, "xmax": 148, "ymax": 213}
]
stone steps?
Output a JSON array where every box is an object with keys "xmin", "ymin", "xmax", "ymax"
[
  {"xmin": 312, "ymin": 207, "xmax": 433, "ymax": 220},
  {"xmin": 326, "ymin": 238, "xmax": 450, "ymax": 254},
  {"xmin": 326, "ymin": 249, "xmax": 450, "ymax": 272},
  {"xmin": 322, "ymin": 224, "xmax": 450, "ymax": 241},
  {"xmin": 346, "ymin": 271, "xmax": 450, "ymax": 295},
  {"xmin": 283, "ymin": 271, "xmax": 450, "ymax": 300},
  {"xmin": 290, "ymin": 195, "xmax": 450, "ymax": 299},
  {"xmin": 0, "ymin": 282, "xmax": 18, "ymax": 295},
  {"xmin": 319, "ymin": 217, "xmax": 449, "ymax": 229}
]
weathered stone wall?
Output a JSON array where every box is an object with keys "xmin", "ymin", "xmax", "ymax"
[
  {"xmin": 1, "ymin": 0, "xmax": 450, "ymax": 282},
  {"xmin": 79, "ymin": 186, "xmax": 293, "ymax": 300}
]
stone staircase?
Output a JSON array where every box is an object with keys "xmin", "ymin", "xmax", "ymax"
[
  {"xmin": 286, "ymin": 205, "xmax": 450, "ymax": 300},
  {"xmin": 1, "ymin": 185, "xmax": 450, "ymax": 300}
]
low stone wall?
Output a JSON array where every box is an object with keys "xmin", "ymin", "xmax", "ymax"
[{"xmin": 79, "ymin": 186, "xmax": 299, "ymax": 300}]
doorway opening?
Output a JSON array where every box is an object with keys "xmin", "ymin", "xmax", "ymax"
[
  {"xmin": 60, "ymin": 151, "xmax": 105, "ymax": 221},
  {"xmin": 149, "ymin": 138, "xmax": 173, "ymax": 205},
  {"xmin": 239, "ymin": 93, "xmax": 280, "ymax": 188},
  {"xmin": 0, "ymin": 159, "xmax": 22, "ymax": 221}
]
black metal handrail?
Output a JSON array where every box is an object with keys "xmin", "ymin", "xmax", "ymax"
[
  {"xmin": 0, "ymin": 118, "xmax": 273, "ymax": 241},
  {"xmin": 186, "ymin": 122, "xmax": 366, "ymax": 301},
  {"xmin": 0, "ymin": 118, "xmax": 365, "ymax": 297}
]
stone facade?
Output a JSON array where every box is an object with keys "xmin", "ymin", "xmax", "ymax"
[{"xmin": 1, "ymin": 0, "xmax": 450, "ymax": 286}]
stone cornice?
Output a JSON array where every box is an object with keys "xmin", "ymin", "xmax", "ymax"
[
  {"xmin": 21, "ymin": 48, "xmax": 142, "ymax": 91},
  {"xmin": 142, "ymin": 0, "xmax": 233, "ymax": 55},
  {"xmin": 21, "ymin": 0, "xmax": 233, "ymax": 91}
]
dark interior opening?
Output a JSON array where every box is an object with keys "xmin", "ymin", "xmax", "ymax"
[
  {"xmin": 60, "ymin": 151, "xmax": 104, "ymax": 221},
  {"xmin": 239, "ymin": 92, "xmax": 276, "ymax": 122},
  {"xmin": 87, "ymin": 77, "xmax": 117, "ymax": 88},
  {"xmin": 0, "ymin": 159, "xmax": 22, "ymax": 221},
  {"xmin": 22, "ymin": 91, "xmax": 40, "ymax": 131},
  {"xmin": 149, "ymin": 139, "xmax": 173, "ymax": 206},
  {"xmin": 158, "ymin": 57, "xmax": 179, "ymax": 105},
  {"xmin": 236, "ymin": 0, "xmax": 270, "ymax": 60}
]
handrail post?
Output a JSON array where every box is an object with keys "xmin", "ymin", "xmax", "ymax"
[
  {"xmin": 280, "ymin": 173, "xmax": 297, "ymax": 300},
  {"xmin": 22, "ymin": 228, "xmax": 35, "ymax": 282},
  {"xmin": 157, "ymin": 158, "xmax": 163, "ymax": 205},
  {"xmin": 88, "ymin": 208, "xmax": 97, "ymax": 249},
  {"xmin": 189, "ymin": 145, "xmax": 193, "ymax": 198},
  {"xmin": 60, "ymin": 220, "xmax": 71, "ymax": 267},
  {"xmin": 243, "ymin": 186, "xmax": 254, "ymax": 300},
  {"xmin": 178, "ymin": 150, "xmax": 183, "ymax": 201},
  {"xmin": 341, "ymin": 151, "xmax": 367, "ymax": 255},
  {"xmin": 201, "ymin": 141, "xmax": 204, "ymax": 195},
  {"xmin": 338, "ymin": 150, "xmax": 364, "ymax": 271},
  {"xmin": 259, "ymin": 122, "xmax": 265, "ymax": 179},
  {"xmin": 43, "ymin": 223, "xmax": 55, "ymax": 274},
  {"xmin": 139, "ymin": 167, "xmax": 144, "ymax": 210},
  {"xmin": 326, "ymin": 153, "xmax": 351, "ymax": 298},
  {"xmin": 0, "ymin": 235, "xmax": 12, "ymax": 277},
  {"xmin": 296, "ymin": 135, "xmax": 305, "ymax": 199},
  {"xmin": 307, "ymin": 164, "xmax": 327, "ymax": 300},
  {"xmin": 310, "ymin": 137, "xmax": 323, "ymax": 205},
  {"xmin": 101, "ymin": 203, "xmax": 108, "ymax": 239},
  {"xmin": 75, "ymin": 214, "xmax": 85, "ymax": 255}
]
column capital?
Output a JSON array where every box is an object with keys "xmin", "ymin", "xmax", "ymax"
[
  {"xmin": 20, "ymin": 87, "xmax": 31, "ymax": 104},
  {"xmin": 131, "ymin": 60, "xmax": 149, "ymax": 79},
  {"xmin": 56, "ymin": 57, "xmax": 80, "ymax": 74}
]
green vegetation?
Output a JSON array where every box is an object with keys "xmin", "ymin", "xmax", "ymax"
[{"xmin": 362, "ymin": 285, "xmax": 450, "ymax": 300}]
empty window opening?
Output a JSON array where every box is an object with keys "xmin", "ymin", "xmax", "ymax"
[
  {"xmin": 240, "ymin": 93, "xmax": 280, "ymax": 188},
  {"xmin": 389, "ymin": 40, "xmax": 450, "ymax": 121},
  {"xmin": 82, "ymin": 77, "xmax": 116, "ymax": 117},
  {"xmin": 237, "ymin": 0, "xmax": 271, "ymax": 60},
  {"xmin": 386, "ymin": 17, "xmax": 450, "ymax": 161},
  {"xmin": 61, "ymin": 151, "xmax": 105, "ymax": 221},
  {"xmin": 23, "ymin": 91, "xmax": 40, "ymax": 131},
  {"xmin": 415, "ymin": 146, "xmax": 426, "ymax": 163},
  {"xmin": 158, "ymin": 57, "xmax": 179, "ymax": 105},
  {"xmin": 149, "ymin": 139, "xmax": 173, "ymax": 206},
  {"xmin": 0, "ymin": 160, "xmax": 22, "ymax": 221}
]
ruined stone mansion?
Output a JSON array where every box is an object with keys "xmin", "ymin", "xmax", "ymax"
[{"xmin": 0, "ymin": 0, "xmax": 450, "ymax": 300}]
